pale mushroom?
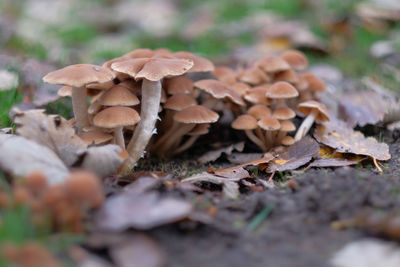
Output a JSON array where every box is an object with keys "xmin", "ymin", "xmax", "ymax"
[{"xmin": 294, "ymin": 100, "xmax": 329, "ymax": 141}]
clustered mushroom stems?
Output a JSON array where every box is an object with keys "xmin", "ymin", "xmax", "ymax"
[
  {"xmin": 294, "ymin": 109, "xmax": 319, "ymax": 141},
  {"xmin": 245, "ymin": 129, "xmax": 267, "ymax": 151},
  {"xmin": 71, "ymin": 86, "xmax": 90, "ymax": 132},
  {"xmin": 152, "ymin": 122, "xmax": 195, "ymax": 156}
]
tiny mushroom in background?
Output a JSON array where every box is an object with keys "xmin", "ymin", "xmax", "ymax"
[
  {"xmin": 111, "ymin": 56, "xmax": 194, "ymax": 173},
  {"xmin": 43, "ymin": 64, "xmax": 116, "ymax": 132},
  {"xmin": 281, "ymin": 50, "xmax": 308, "ymax": 71},
  {"xmin": 294, "ymin": 100, "xmax": 330, "ymax": 141}
]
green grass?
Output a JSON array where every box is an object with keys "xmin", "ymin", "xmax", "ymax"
[{"xmin": 0, "ymin": 89, "xmax": 23, "ymax": 128}]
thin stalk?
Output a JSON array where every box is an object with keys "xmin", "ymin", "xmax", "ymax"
[
  {"xmin": 294, "ymin": 109, "xmax": 318, "ymax": 141},
  {"xmin": 71, "ymin": 86, "xmax": 89, "ymax": 132}
]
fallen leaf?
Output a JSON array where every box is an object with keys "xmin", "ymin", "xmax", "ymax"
[
  {"xmin": 0, "ymin": 135, "xmax": 69, "ymax": 184},
  {"xmin": 14, "ymin": 109, "xmax": 87, "ymax": 166},
  {"xmin": 214, "ymin": 166, "xmax": 250, "ymax": 179},
  {"xmin": 198, "ymin": 142, "xmax": 245, "ymax": 163},
  {"xmin": 308, "ymin": 146, "xmax": 364, "ymax": 168},
  {"xmin": 267, "ymin": 137, "xmax": 319, "ymax": 172},
  {"xmin": 314, "ymin": 120, "xmax": 391, "ymax": 161},
  {"xmin": 96, "ymin": 192, "xmax": 192, "ymax": 231},
  {"xmin": 227, "ymin": 152, "xmax": 264, "ymax": 164}
]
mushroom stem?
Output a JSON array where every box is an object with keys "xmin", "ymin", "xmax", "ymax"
[
  {"xmin": 71, "ymin": 86, "xmax": 89, "ymax": 132},
  {"xmin": 245, "ymin": 130, "xmax": 267, "ymax": 151},
  {"xmin": 294, "ymin": 109, "xmax": 318, "ymax": 141},
  {"xmin": 156, "ymin": 123, "xmax": 195, "ymax": 157},
  {"xmin": 120, "ymin": 79, "xmax": 162, "ymax": 174},
  {"xmin": 276, "ymin": 130, "xmax": 287, "ymax": 145},
  {"xmin": 171, "ymin": 135, "xmax": 199, "ymax": 156},
  {"xmin": 255, "ymin": 127, "xmax": 266, "ymax": 144},
  {"xmin": 114, "ymin": 126, "xmax": 125, "ymax": 149}
]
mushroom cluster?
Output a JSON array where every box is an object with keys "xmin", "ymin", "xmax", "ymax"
[{"xmin": 43, "ymin": 48, "xmax": 329, "ymax": 173}]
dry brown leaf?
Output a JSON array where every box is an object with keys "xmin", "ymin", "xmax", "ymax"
[
  {"xmin": 267, "ymin": 137, "xmax": 320, "ymax": 173},
  {"xmin": 308, "ymin": 146, "xmax": 364, "ymax": 168},
  {"xmin": 14, "ymin": 109, "xmax": 87, "ymax": 166},
  {"xmin": 314, "ymin": 120, "xmax": 390, "ymax": 161},
  {"xmin": 198, "ymin": 142, "xmax": 245, "ymax": 164},
  {"xmin": 214, "ymin": 166, "xmax": 250, "ymax": 179},
  {"xmin": 227, "ymin": 152, "xmax": 264, "ymax": 164},
  {"xmin": 0, "ymin": 135, "xmax": 69, "ymax": 184}
]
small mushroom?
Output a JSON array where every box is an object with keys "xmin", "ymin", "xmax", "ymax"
[
  {"xmin": 294, "ymin": 100, "xmax": 329, "ymax": 141},
  {"xmin": 265, "ymin": 81, "xmax": 299, "ymax": 108},
  {"xmin": 281, "ymin": 50, "xmax": 308, "ymax": 71},
  {"xmin": 257, "ymin": 116, "xmax": 281, "ymax": 148},
  {"xmin": 232, "ymin": 115, "xmax": 266, "ymax": 151}
]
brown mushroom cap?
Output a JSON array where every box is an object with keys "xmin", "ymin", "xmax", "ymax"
[
  {"xmin": 57, "ymin": 86, "xmax": 72, "ymax": 97},
  {"xmin": 244, "ymin": 85, "xmax": 271, "ymax": 105},
  {"xmin": 231, "ymin": 82, "xmax": 250, "ymax": 96},
  {"xmin": 173, "ymin": 105, "xmax": 219, "ymax": 124},
  {"xmin": 282, "ymin": 135, "xmax": 295, "ymax": 146},
  {"xmin": 79, "ymin": 129, "xmax": 113, "ymax": 145},
  {"xmin": 258, "ymin": 116, "xmax": 281, "ymax": 131},
  {"xmin": 123, "ymin": 48, "xmax": 155, "ymax": 59},
  {"xmin": 298, "ymin": 100, "xmax": 329, "ymax": 122},
  {"xmin": 194, "ymin": 79, "xmax": 245, "ymax": 106},
  {"xmin": 248, "ymin": 104, "xmax": 271, "ymax": 120},
  {"xmin": 266, "ymin": 81, "xmax": 299, "ymax": 99},
  {"xmin": 86, "ymin": 80, "xmax": 114, "ymax": 91},
  {"xmin": 301, "ymin": 72, "xmax": 326, "ymax": 92},
  {"xmin": 163, "ymin": 93, "xmax": 197, "ymax": 111},
  {"xmin": 173, "ymin": 51, "xmax": 214, "ymax": 72},
  {"xmin": 255, "ymin": 55, "xmax": 290, "ymax": 73},
  {"xmin": 43, "ymin": 64, "xmax": 116, "ymax": 87},
  {"xmin": 232, "ymin": 115, "xmax": 258, "ymax": 130},
  {"xmin": 280, "ymin": 120, "xmax": 296, "ymax": 132},
  {"xmin": 111, "ymin": 57, "xmax": 194, "ymax": 81},
  {"xmin": 274, "ymin": 69, "xmax": 299, "ymax": 84},
  {"xmin": 281, "ymin": 50, "xmax": 308, "ymax": 71},
  {"xmin": 93, "ymin": 106, "xmax": 140, "ymax": 128},
  {"xmin": 272, "ymin": 107, "xmax": 296, "ymax": 120},
  {"xmin": 187, "ymin": 123, "xmax": 210, "ymax": 136},
  {"xmin": 237, "ymin": 67, "xmax": 270, "ymax": 85},
  {"xmin": 212, "ymin": 66, "xmax": 237, "ymax": 85},
  {"xmin": 99, "ymin": 85, "xmax": 140, "ymax": 106},
  {"xmin": 164, "ymin": 75, "xmax": 194, "ymax": 95}
]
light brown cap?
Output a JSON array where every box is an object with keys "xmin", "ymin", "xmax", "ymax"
[
  {"xmin": 231, "ymin": 82, "xmax": 250, "ymax": 96},
  {"xmin": 119, "ymin": 80, "xmax": 142, "ymax": 95},
  {"xmin": 194, "ymin": 79, "xmax": 245, "ymax": 106},
  {"xmin": 281, "ymin": 50, "xmax": 308, "ymax": 71},
  {"xmin": 111, "ymin": 58, "xmax": 193, "ymax": 81},
  {"xmin": 237, "ymin": 67, "xmax": 270, "ymax": 85},
  {"xmin": 266, "ymin": 81, "xmax": 298, "ymax": 99},
  {"xmin": 272, "ymin": 107, "xmax": 296, "ymax": 120},
  {"xmin": 99, "ymin": 85, "xmax": 140, "ymax": 106},
  {"xmin": 258, "ymin": 116, "xmax": 281, "ymax": 131},
  {"xmin": 244, "ymin": 85, "xmax": 271, "ymax": 105},
  {"xmin": 93, "ymin": 106, "xmax": 140, "ymax": 128},
  {"xmin": 43, "ymin": 64, "xmax": 116, "ymax": 87},
  {"xmin": 173, "ymin": 105, "xmax": 219, "ymax": 124},
  {"xmin": 298, "ymin": 100, "xmax": 329, "ymax": 122},
  {"xmin": 255, "ymin": 55, "xmax": 290, "ymax": 73},
  {"xmin": 164, "ymin": 75, "xmax": 194, "ymax": 95},
  {"xmin": 57, "ymin": 86, "xmax": 72, "ymax": 97},
  {"xmin": 301, "ymin": 72, "xmax": 326, "ymax": 92},
  {"xmin": 187, "ymin": 123, "xmax": 210, "ymax": 136},
  {"xmin": 232, "ymin": 115, "xmax": 258, "ymax": 130},
  {"xmin": 212, "ymin": 66, "xmax": 237, "ymax": 84},
  {"xmin": 88, "ymin": 92, "xmax": 103, "ymax": 114},
  {"xmin": 102, "ymin": 56, "xmax": 129, "ymax": 69},
  {"xmin": 280, "ymin": 120, "xmax": 296, "ymax": 132},
  {"xmin": 123, "ymin": 48, "xmax": 154, "ymax": 58},
  {"xmin": 163, "ymin": 93, "xmax": 197, "ymax": 111},
  {"xmin": 248, "ymin": 104, "xmax": 271, "ymax": 119},
  {"xmin": 274, "ymin": 69, "xmax": 299, "ymax": 84},
  {"xmin": 281, "ymin": 135, "xmax": 295, "ymax": 146},
  {"xmin": 173, "ymin": 51, "xmax": 214, "ymax": 72},
  {"xmin": 86, "ymin": 80, "xmax": 114, "ymax": 91},
  {"xmin": 295, "ymin": 75, "xmax": 309, "ymax": 91},
  {"xmin": 79, "ymin": 129, "xmax": 113, "ymax": 145}
]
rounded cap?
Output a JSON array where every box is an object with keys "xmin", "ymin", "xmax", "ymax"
[
  {"xmin": 163, "ymin": 93, "xmax": 197, "ymax": 111},
  {"xmin": 93, "ymin": 106, "xmax": 140, "ymax": 128},
  {"xmin": 164, "ymin": 75, "xmax": 194, "ymax": 95},
  {"xmin": 173, "ymin": 105, "xmax": 219, "ymax": 124},
  {"xmin": 43, "ymin": 64, "xmax": 116, "ymax": 87},
  {"xmin": 187, "ymin": 123, "xmax": 210, "ymax": 136},
  {"xmin": 231, "ymin": 82, "xmax": 250, "ymax": 96},
  {"xmin": 244, "ymin": 85, "xmax": 271, "ymax": 104},
  {"xmin": 280, "ymin": 120, "xmax": 296, "ymax": 132},
  {"xmin": 301, "ymin": 72, "xmax": 326, "ymax": 92},
  {"xmin": 57, "ymin": 86, "xmax": 72, "ymax": 97},
  {"xmin": 65, "ymin": 171, "xmax": 104, "ymax": 207},
  {"xmin": 255, "ymin": 55, "xmax": 290, "ymax": 73},
  {"xmin": 232, "ymin": 115, "xmax": 258, "ymax": 130},
  {"xmin": 123, "ymin": 48, "xmax": 155, "ymax": 59},
  {"xmin": 274, "ymin": 69, "xmax": 299, "ymax": 84},
  {"xmin": 212, "ymin": 66, "xmax": 237, "ymax": 85},
  {"xmin": 173, "ymin": 51, "xmax": 214, "ymax": 72},
  {"xmin": 297, "ymin": 100, "xmax": 329, "ymax": 122},
  {"xmin": 266, "ymin": 81, "xmax": 298, "ymax": 99},
  {"xmin": 86, "ymin": 80, "xmax": 114, "ymax": 91},
  {"xmin": 248, "ymin": 104, "xmax": 271, "ymax": 119},
  {"xmin": 258, "ymin": 116, "xmax": 281, "ymax": 131},
  {"xmin": 111, "ymin": 57, "xmax": 194, "ymax": 81},
  {"xmin": 282, "ymin": 136, "xmax": 295, "ymax": 146},
  {"xmin": 237, "ymin": 67, "xmax": 270, "ymax": 85},
  {"xmin": 281, "ymin": 50, "xmax": 308, "ymax": 71},
  {"xmin": 272, "ymin": 107, "xmax": 296, "ymax": 120},
  {"xmin": 99, "ymin": 85, "xmax": 140, "ymax": 106},
  {"xmin": 194, "ymin": 79, "xmax": 245, "ymax": 106},
  {"xmin": 79, "ymin": 129, "xmax": 113, "ymax": 145}
]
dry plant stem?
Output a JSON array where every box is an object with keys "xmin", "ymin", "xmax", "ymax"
[
  {"xmin": 172, "ymin": 135, "xmax": 199, "ymax": 155},
  {"xmin": 245, "ymin": 130, "xmax": 267, "ymax": 151},
  {"xmin": 120, "ymin": 80, "xmax": 162, "ymax": 174},
  {"xmin": 157, "ymin": 123, "xmax": 195, "ymax": 156},
  {"xmin": 294, "ymin": 109, "xmax": 318, "ymax": 141},
  {"xmin": 114, "ymin": 126, "xmax": 125, "ymax": 149},
  {"xmin": 71, "ymin": 86, "xmax": 90, "ymax": 132}
]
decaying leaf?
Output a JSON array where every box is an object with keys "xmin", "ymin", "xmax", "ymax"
[
  {"xmin": 308, "ymin": 146, "xmax": 364, "ymax": 168},
  {"xmin": 227, "ymin": 152, "xmax": 264, "ymax": 164},
  {"xmin": 198, "ymin": 142, "xmax": 245, "ymax": 164},
  {"xmin": 314, "ymin": 120, "xmax": 391, "ymax": 161},
  {"xmin": 80, "ymin": 145, "xmax": 125, "ymax": 178},
  {"xmin": 14, "ymin": 109, "xmax": 87, "ymax": 166},
  {"xmin": 0, "ymin": 135, "xmax": 69, "ymax": 184},
  {"xmin": 214, "ymin": 166, "xmax": 250, "ymax": 179},
  {"xmin": 267, "ymin": 137, "xmax": 319, "ymax": 172},
  {"xmin": 96, "ymin": 191, "xmax": 192, "ymax": 231}
]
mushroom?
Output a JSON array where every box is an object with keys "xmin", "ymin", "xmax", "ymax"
[
  {"xmin": 171, "ymin": 123, "xmax": 210, "ymax": 156},
  {"xmin": 93, "ymin": 106, "xmax": 140, "ymax": 148},
  {"xmin": 232, "ymin": 115, "xmax": 267, "ymax": 151},
  {"xmin": 275, "ymin": 120, "xmax": 296, "ymax": 145},
  {"xmin": 258, "ymin": 116, "xmax": 281, "ymax": 148},
  {"xmin": 237, "ymin": 66, "xmax": 270, "ymax": 86},
  {"xmin": 265, "ymin": 81, "xmax": 299, "ymax": 108},
  {"xmin": 281, "ymin": 50, "xmax": 308, "ymax": 71},
  {"xmin": 111, "ymin": 57, "xmax": 193, "ymax": 173},
  {"xmin": 79, "ymin": 129, "xmax": 113, "ymax": 146},
  {"xmin": 294, "ymin": 100, "xmax": 329, "ymax": 141},
  {"xmin": 43, "ymin": 64, "xmax": 116, "ymax": 132},
  {"xmin": 255, "ymin": 55, "xmax": 290, "ymax": 73}
]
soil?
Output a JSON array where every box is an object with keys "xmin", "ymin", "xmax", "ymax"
[{"xmin": 121, "ymin": 130, "xmax": 400, "ymax": 267}]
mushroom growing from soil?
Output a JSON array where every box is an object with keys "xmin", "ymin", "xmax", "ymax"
[
  {"xmin": 111, "ymin": 56, "xmax": 194, "ymax": 173},
  {"xmin": 294, "ymin": 100, "xmax": 330, "ymax": 141},
  {"xmin": 43, "ymin": 64, "xmax": 116, "ymax": 132},
  {"xmin": 232, "ymin": 115, "xmax": 267, "ymax": 151}
]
